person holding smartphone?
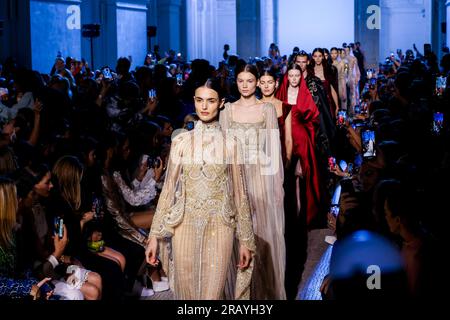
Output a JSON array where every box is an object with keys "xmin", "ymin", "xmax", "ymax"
[{"xmin": 0, "ymin": 177, "xmax": 51, "ymax": 300}]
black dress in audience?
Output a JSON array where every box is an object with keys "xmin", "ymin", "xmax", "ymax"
[{"xmin": 47, "ymin": 189, "xmax": 125, "ymax": 300}]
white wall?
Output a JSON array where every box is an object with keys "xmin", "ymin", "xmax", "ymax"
[
  {"xmin": 277, "ymin": 0, "xmax": 355, "ymax": 56},
  {"xmin": 116, "ymin": 3, "xmax": 147, "ymax": 70},
  {"xmin": 380, "ymin": 0, "xmax": 432, "ymax": 60},
  {"xmin": 187, "ymin": 0, "xmax": 236, "ymax": 67}
]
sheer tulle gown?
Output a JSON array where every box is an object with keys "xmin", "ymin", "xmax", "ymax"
[{"xmin": 220, "ymin": 102, "xmax": 286, "ymax": 300}]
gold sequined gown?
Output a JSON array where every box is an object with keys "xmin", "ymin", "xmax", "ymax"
[{"xmin": 149, "ymin": 121, "xmax": 256, "ymax": 300}]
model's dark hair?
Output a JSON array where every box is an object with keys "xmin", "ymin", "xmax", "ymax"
[
  {"xmin": 286, "ymin": 62, "xmax": 303, "ymax": 73},
  {"xmin": 235, "ymin": 64, "xmax": 259, "ymax": 80},
  {"xmin": 194, "ymin": 78, "xmax": 225, "ymax": 100},
  {"xmin": 260, "ymin": 68, "xmax": 279, "ymax": 82}
]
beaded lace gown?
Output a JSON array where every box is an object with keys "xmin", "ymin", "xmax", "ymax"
[
  {"xmin": 333, "ymin": 59, "xmax": 348, "ymax": 109},
  {"xmin": 220, "ymin": 102, "xmax": 286, "ymax": 300},
  {"xmin": 149, "ymin": 120, "xmax": 256, "ymax": 300}
]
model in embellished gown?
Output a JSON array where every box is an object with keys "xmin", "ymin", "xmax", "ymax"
[
  {"xmin": 145, "ymin": 79, "xmax": 255, "ymax": 300},
  {"xmin": 343, "ymin": 44, "xmax": 361, "ymax": 115},
  {"xmin": 310, "ymin": 48, "xmax": 339, "ymax": 118},
  {"xmin": 220, "ymin": 64, "xmax": 286, "ymax": 300},
  {"xmin": 331, "ymin": 47, "xmax": 347, "ymax": 110}
]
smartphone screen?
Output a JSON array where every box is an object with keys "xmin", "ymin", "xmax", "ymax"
[
  {"xmin": 436, "ymin": 77, "xmax": 447, "ymax": 96},
  {"xmin": 102, "ymin": 68, "xmax": 112, "ymax": 80},
  {"xmin": 339, "ymin": 160, "xmax": 348, "ymax": 172},
  {"xmin": 328, "ymin": 157, "xmax": 336, "ymax": 171},
  {"xmin": 361, "ymin": 129, "xmax": 376, "ymax": 159},
  {"xmin": 337, "ymin": 111, "xmax": 347, "ymax": 127},
  {"xmin": 432, "ymin": 112, "xmax": 444, "ymax": 135},
  {"xmin": 330, "ymin": 204, "xmax": 340, "ymax": 217},
  {"xmin": 176, "ymin": 73, "xmax": 183, "ymax": 86},
  {"xmin": 54, "ymin": 217, "xmax": 64, "ymax": 239}
]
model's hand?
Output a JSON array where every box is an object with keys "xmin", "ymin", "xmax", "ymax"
[
  {"xmin": 146, "ymin": 236, "xmax": 159, "ymax": 267},
  {"xmin": 237, "ymin": 245, "xmax": 252, "ymax": 270}
]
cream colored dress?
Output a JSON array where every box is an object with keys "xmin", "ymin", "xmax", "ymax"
[
  {"xmin": 220, "ymin": 102, "xmax": 286, "ymax": 300},
  {"xmin": 149, "ymin": 121, "xmax": 256, "ymax": 300}
]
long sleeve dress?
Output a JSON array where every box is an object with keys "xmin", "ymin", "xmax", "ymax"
[
  {"xmin": 219, "ymin": 102, "xmax": 286, "ymax": 300},
  {"xmin": 149, "ymin": 120, "xmax": 256, "ymax": 300}
]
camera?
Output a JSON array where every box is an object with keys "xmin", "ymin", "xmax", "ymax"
[
  {"xmin": 149, "ymin": 157, "xmax": 161, "ymax": 169},
  {"xmin": 361, "ymin": 128, "xmax": 376, "ymax": 159},
  {"xmin": 54, "ymin": 217, "xmax": 64, "ymax": 239},
  {"xmin": 143, "ymin": 154, "xmax": 161, "ymax": 168}
]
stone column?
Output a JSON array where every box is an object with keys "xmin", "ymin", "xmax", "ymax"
[
  {"xmin": 158, "ymin": 0, "xmax": 182, "ymax": 54},
  {"xmin": 186, "ymin": 0, "xmax": 236, "ymax": 66},
  {"xmin": 216, "ymin": 0, "xmax": 237, "ymax": 63},
  {"xmin": 116, "ymin": 0, "xmax": 147, "ymax": 69},
  {"xmin": 260, "ymin": 0, "xmax": 276, "ymax": 57},
  {"xmin": 147, "ymin": 0, "xmax": 158, "ymax": 52},
  {"xmin": 236, "ymin": 0, "xmax": 260, "ymax": 60}
]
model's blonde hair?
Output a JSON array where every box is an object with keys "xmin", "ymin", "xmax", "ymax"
[
  {"xmin": 52, "ymin": 156, "xmax": 83, "ymax": 210},
  {"xmin": 0, "ymin": 178, "xmax": 18, "ymax": 249}
]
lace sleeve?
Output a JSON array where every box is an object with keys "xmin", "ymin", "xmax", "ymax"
[
  {"xmin": 0, "ymin": 276, "xmax": 37, "ymax": 299},
  {"xmin": 113, "ymin": 171, "xmax": 157, "ymax": 206},
  {"xmin": 149, "ymin": 134, "xmax": 184, "ymax": 239},
  {"xmin": 229, "ymin": 138, "xmax": 256, "ymax": 252},
  {"xmin": 219, "ymin": 102, "xmax": 231, "ymax": 130}
]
